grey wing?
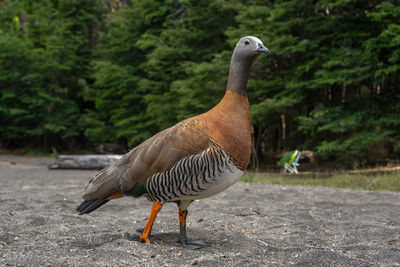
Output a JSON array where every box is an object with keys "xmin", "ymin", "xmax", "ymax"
[{"xmin": 82, "ymin": 118, "xmax": 210, "ymax": 200}]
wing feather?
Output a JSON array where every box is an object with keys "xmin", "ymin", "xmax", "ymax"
[{"xmin": 82, "ymin": 118, "xmax": 210, "ymax": 200}]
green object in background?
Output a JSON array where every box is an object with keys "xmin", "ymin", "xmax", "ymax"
[
  {"xmin": 278, "ymin": 150, "xmax": 301, "ymax": 174},
  {"xmin": 278, "ymin": 150, "xmax": 299, "ymax": 166}
]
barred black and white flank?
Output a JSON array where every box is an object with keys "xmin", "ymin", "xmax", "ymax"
[{"xmin": 145, "ymin": 141, "xmax": 244, "ymax": 204}]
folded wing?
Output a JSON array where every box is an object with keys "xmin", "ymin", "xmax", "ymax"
[{"xmin": 82, "ymin": 118, "xmax": 210, "ymax": 200}]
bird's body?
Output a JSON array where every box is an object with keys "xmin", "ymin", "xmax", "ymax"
[
  {"xmin": 145, "ymin": 138, "xmax": 244, "ymax": 207},
  {"xmin": 77, "ymin": 36, "xmax": 269, "ymax": 246}
]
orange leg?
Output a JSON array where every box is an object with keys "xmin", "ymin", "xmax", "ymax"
[
  {"xmin": 140, "ymin": 201, "xmax": 162, "ymax": 244},
  {"xmin": 179, "ymin": 209, "xmax": 187, "ymax": 227},
  {"xmin": 178, "ymin": 208, "xmax": 208, "ymax": 248},
  {"xmin": 179, "ymin": 208, "xmax": 188, "ymax": 243}
]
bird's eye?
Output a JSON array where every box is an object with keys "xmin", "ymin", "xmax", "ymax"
[{"xmin": 244, "ymin": 39, "xmax": 250, "ymax": 45}]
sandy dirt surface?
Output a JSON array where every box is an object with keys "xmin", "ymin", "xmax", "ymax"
[{"xmin": 0, "ymin": 155, "xmax": 399, "ymax": 266}]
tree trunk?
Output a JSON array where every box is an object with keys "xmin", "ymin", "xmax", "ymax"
[{"xmin": 49, "ymin": 155, "xmax": 122, "ymax": 170}]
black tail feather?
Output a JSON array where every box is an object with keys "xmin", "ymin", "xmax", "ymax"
[
  {"xmin": 77, "ymin": 200, "xmax": 90, "ymax": 211},
  {"xmin": 76, "ymin": 199, "xmax": 109, "ymax": 215}
]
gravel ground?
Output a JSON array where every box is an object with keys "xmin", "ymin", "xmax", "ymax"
[{"xmin": 0, "ymin": 155, "xmax": 399, "ymax": 266}]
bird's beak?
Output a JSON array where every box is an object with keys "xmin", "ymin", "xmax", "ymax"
[{"xmin": 256, "ymin": 43, "xmax": 270, "ymax": 54}]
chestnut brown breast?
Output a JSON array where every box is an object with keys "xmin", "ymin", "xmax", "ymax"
[{"xmin": 198, "ymin": 90, "xmax": 252, "ymax": 170}]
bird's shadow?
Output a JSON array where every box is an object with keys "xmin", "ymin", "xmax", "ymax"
[
  {"xmin": 70, "ymin": 227, "xmax": 229, "ymax": 250},
  {"xmin": 127, "ymin": 228, "xmax": 229, "ymax": 249}
]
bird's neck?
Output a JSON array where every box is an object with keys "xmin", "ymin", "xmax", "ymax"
[
  {"xmin": 226, "ymin": 53, "xmax": 255, "ymax": 96},
  {"xmin": 198, "ymin": 52, "xmax": 258, "ymax": 169}
]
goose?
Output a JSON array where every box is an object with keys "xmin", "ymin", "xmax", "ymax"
[{"xmin": 77, "ymin": 36, "xmax": 269, "ymax": 248}]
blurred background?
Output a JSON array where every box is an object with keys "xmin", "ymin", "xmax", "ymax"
[{"xmin": 0, "ymin": 0, "xmax": 399, "ymax": 170}]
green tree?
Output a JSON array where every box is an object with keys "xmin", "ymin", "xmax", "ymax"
[
  {"xmin": 82, "ymin": 0, "xmax": 178, "ymax": 146},
  {"xmin": 86, "ymin": 0, "xmax": 238, "ymax": 146},
  {"xmin": 0, "ymin": 0, "xmax": 107, "ymax": 150},
  {"xmin": 0, "ymin": 32, "xmax": 44, "ymax": 148},
  {"xmin": 1, "ymin": 0, "xmax": 399, "ymax": 168}
]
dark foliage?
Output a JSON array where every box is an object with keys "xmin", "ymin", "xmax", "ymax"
[{"xmin": 0, "ymin": 0, "xmax": 399, "ymax": 168}]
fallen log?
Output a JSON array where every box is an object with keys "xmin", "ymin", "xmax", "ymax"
[{"xmin": 48, "ymin": 154, "xmax": 123, "ymax": 170}]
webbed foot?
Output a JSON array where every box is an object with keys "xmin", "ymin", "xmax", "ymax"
[{"xmin": 179, "ymin": 239, "xmax": 208, "ymax": 249}]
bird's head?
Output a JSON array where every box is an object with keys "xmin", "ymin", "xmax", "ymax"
[
  {"xmin": 233, "ymin": 36, "xmax": 269, "ymax": 61},
  {"xmin": 226, "ymin": 36, "xmax": 269, "ymax": 94}
]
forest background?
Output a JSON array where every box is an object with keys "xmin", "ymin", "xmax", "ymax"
[{"xmin": 0, "ymin": 0, "xmax": 399, "ymax": 169}]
